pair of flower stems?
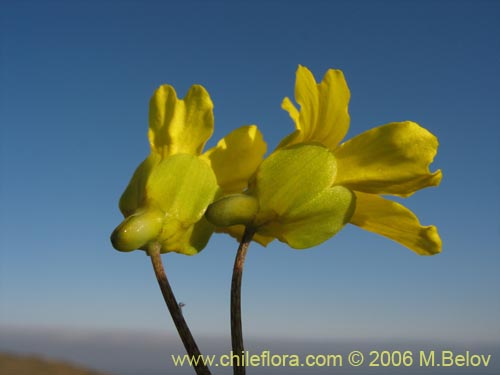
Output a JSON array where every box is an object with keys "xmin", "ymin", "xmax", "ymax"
[
  {"xmin": 149, "ymin": 228, "xmax": 254, "ymax": 375},
  {"xmin": 112, "ymin": 65, "xmax": 443, "ymax": 374}
]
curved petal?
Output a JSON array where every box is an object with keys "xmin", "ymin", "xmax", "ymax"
[
  {"xmin": 295, "ymin": 65, "xmax": 320, "ymax": 140},
  {"xmin": 315, "ymin": 67, "xmax": 351, "ymax": 148},
  {"xmin": 201, "ymin": 125, "xmax": 267, "ymax": 194},
  {"xmin": 259, "ymin": 186, "xmax": 355, "ymax": 249},
  {"xmin": 278, "ymin": 65, "xmax": 350, "ymax": 150},
  {"xmin": 281, "ymin": 96, "xmax": 300, "ymax": 125},
  {"xmin": 148, "ymin": 84, "xmax": 214, "ymax": 157},
  {"xmin": 119, "ymin": 153, "xmax": 160, "ymax": 217},
  {"xmin": 277, "ymin": 97, "xmax": 302, "ymax": 147},
  {"xmin": 334, "ymin": 121, "xmax": 442, "ymax": 197},
  {"xmin": 350, "ymin": 192, "xmax": 442, "ymax": 255}
]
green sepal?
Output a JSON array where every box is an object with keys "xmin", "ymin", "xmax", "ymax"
[
  {"xmin": 259, "ymin": 186, "xmax": 356, "ymax": 249},
  {"xmin": 112, "ymin": 154, "xmax": 219, "ymax": 255},
  {"xmin": 146, "ymin": 154, "xmax": 218, "ymax": 223},
  {"xmin": 249, "ymin": 144, "xmax": 355, "ymax": 249},
  {"xmin": 158, "ymin": 216, "xmax": 215, "ymax": 256},
  {"xmin": 251, "ymin": 144, "xmax": 337, "ymax": 225},
  {"xmin": 147, "ymin": 154, "xmax": 218, "ymax": 255}
]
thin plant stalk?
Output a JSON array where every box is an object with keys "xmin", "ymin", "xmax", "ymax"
[
  {"xmin": 231, "ymin": 227, "xmax": 255, "ymax": 375},
  {"xmin": 148, "ymin": 242, "xmax": 211, "ymax": 375}
]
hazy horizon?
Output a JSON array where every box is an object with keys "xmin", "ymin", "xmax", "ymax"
[{"xmin": 1, "ymin": 325, "xmax": 499, "ymax": 374}]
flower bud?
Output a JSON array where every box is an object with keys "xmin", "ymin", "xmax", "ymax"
[
  {"xmin": 206, "ymin": 194, "xmax": 258, "ymax": 227},
  {"xmin": 111, "ymin": 208, "xmax": 164, "ymax": 252}
]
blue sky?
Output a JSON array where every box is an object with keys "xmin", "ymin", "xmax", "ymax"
[{"xmin": 1, "ymin": 0, "xmax": 499, "ymax": 366}]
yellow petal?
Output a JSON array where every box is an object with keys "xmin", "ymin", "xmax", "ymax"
[
  {"xmin": 294, "ymin": 65, "xmax": 320, "ymax": 140},
  {"xmin": 278, "ymin": 65, "xmax": 350, "ymax": 150},
  {"xmin": 201, "ymin": 125, "xmax": 267, "ymax": 194},
  {"xmin": 315, "ymin": 67, "xmax": 351, "ymax": 148},
  {"xmin": 119, "ymin": 153, "xmax": 160, "ymax": 217},
  {"xmin": 281, "ymin": 96, "xmax": 300, "ymax": 125},
  {"xmin": 277, "ymin": 97, "xmax": 302, "ymax": 147},
  {"xmin": 148, "ymin": 85, "xmax": 214, "ymax": 157},
  {"xmin": 334, "ymin": 121, "xmax": 442, "ymax": 197},
  {"xmin": 350, "ymin": 192, "xmax": 442, "ymax": 255}
]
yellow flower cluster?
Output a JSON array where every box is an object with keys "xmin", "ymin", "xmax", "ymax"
[{"xmin": 111, "ymin": 66, "xmax": 442, "ymax": 256}]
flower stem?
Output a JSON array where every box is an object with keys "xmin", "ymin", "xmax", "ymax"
[
  {"xmin": 148, "ymin": 242, "xmax": 211, "ymax": 375},
  {"xmin": 231, "ymin": 227, "xmax": 255, "ymax": 375}
]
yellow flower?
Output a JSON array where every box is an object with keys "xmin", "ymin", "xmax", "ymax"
[
  {"xmin": 206, "ymin": 65, "xmax": 442, "ymax": 255},
  {"xmin": 111, "ymin": 84, "xmax": 266, "ymax": 255}
]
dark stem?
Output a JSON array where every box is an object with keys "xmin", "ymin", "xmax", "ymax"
[
  {"xmin": 148, "ymin": 243, "xmax": 211, "ymax": 375},
  {"xmin": 231, "ymin": 227, "xmax": 255, "ymax": 375}
]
